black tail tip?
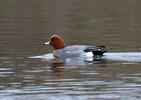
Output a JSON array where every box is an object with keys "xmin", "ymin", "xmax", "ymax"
[{"xmin": 84, "ymin": 46, "xmax": 108, "ymax": 56}]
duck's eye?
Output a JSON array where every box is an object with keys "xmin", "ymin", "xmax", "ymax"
[
  {"xmin": 51, "ymin": 38, "xmax": 54, "ymax": 41},
  {"xmin": 51, "ymin": 37, "xmax": 58, "ymax": 41}
]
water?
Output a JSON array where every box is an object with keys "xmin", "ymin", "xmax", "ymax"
[{"xmin": 0, "ymin": 0, "xmax": 141, "ymax": 100}]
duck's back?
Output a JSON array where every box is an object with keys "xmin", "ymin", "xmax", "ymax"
[{"xmin": 53, "ymin": 45, "xmax": 108, "ymax": 58}]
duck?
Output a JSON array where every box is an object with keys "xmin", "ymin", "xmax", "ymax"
[{"xmin": 44, "ymin": 35, "xmax": 108, "ymax": 58}]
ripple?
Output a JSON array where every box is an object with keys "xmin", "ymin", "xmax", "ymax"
[
  {"xmin": 0, "ymin": 68, "xmax": 12, "ymax": 71},
  {"xmin": 0, "ymin": 72, "xmax": 14, "ymax": 75}
]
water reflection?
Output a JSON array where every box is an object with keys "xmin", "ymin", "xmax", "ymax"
[
  {"xmin": 49, "ymin": 57, "xmax": 107, "ymax": 76},
  {"xmin": 85, "ymin": 57, "xmax": 106, "ymax": 64},
  {"xmin": 51, "ymin": 62, "xmax": 65, "ymax": 77}
]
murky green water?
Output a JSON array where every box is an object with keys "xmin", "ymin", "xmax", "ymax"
[{"xmin": 0, "ymin": 0, "xmax": 141, "ymax": 100}]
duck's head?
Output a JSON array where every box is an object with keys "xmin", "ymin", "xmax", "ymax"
[{"xmin": 44, "ymin": 35, "xmax": 65, "ymax": 50}]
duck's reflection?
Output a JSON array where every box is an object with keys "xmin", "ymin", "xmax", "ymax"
[
  {"xmin": 51, "ymin": 56, "xmax": 107, "ymax": 66},
  {"xmin": 51, "ymin": 61, "xmax": 65, "ymax": 77},
  {"xmin": 85, "ymin": 57, "xmax": 106, "ymax": 64},
  {"xmin": 50, "ymin": 57, "xmax": 107, "ymax": 76}
]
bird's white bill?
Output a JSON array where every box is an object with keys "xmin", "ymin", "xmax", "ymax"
[{"xmin": 44, "ymin": 41, "xmax": 50, "ymax": 45}]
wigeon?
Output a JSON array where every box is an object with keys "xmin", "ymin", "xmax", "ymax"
[{"xmin": 44, "ymin": 35, "xmax": 108, "ymax": 58}]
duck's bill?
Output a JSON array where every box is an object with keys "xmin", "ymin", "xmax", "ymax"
[{"xmin": 44, "ymin": 41, "xmax": 50, "ymax": 45}]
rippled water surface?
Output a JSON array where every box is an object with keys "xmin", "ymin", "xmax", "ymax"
[{"xmin": 1, "ymin": 0, "xmax": 141, "ymax": 100}]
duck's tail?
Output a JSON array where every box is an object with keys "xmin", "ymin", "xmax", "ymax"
[{"xmin": 84, "ymin": 46, "xmax": 108, "ymax": 56}]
